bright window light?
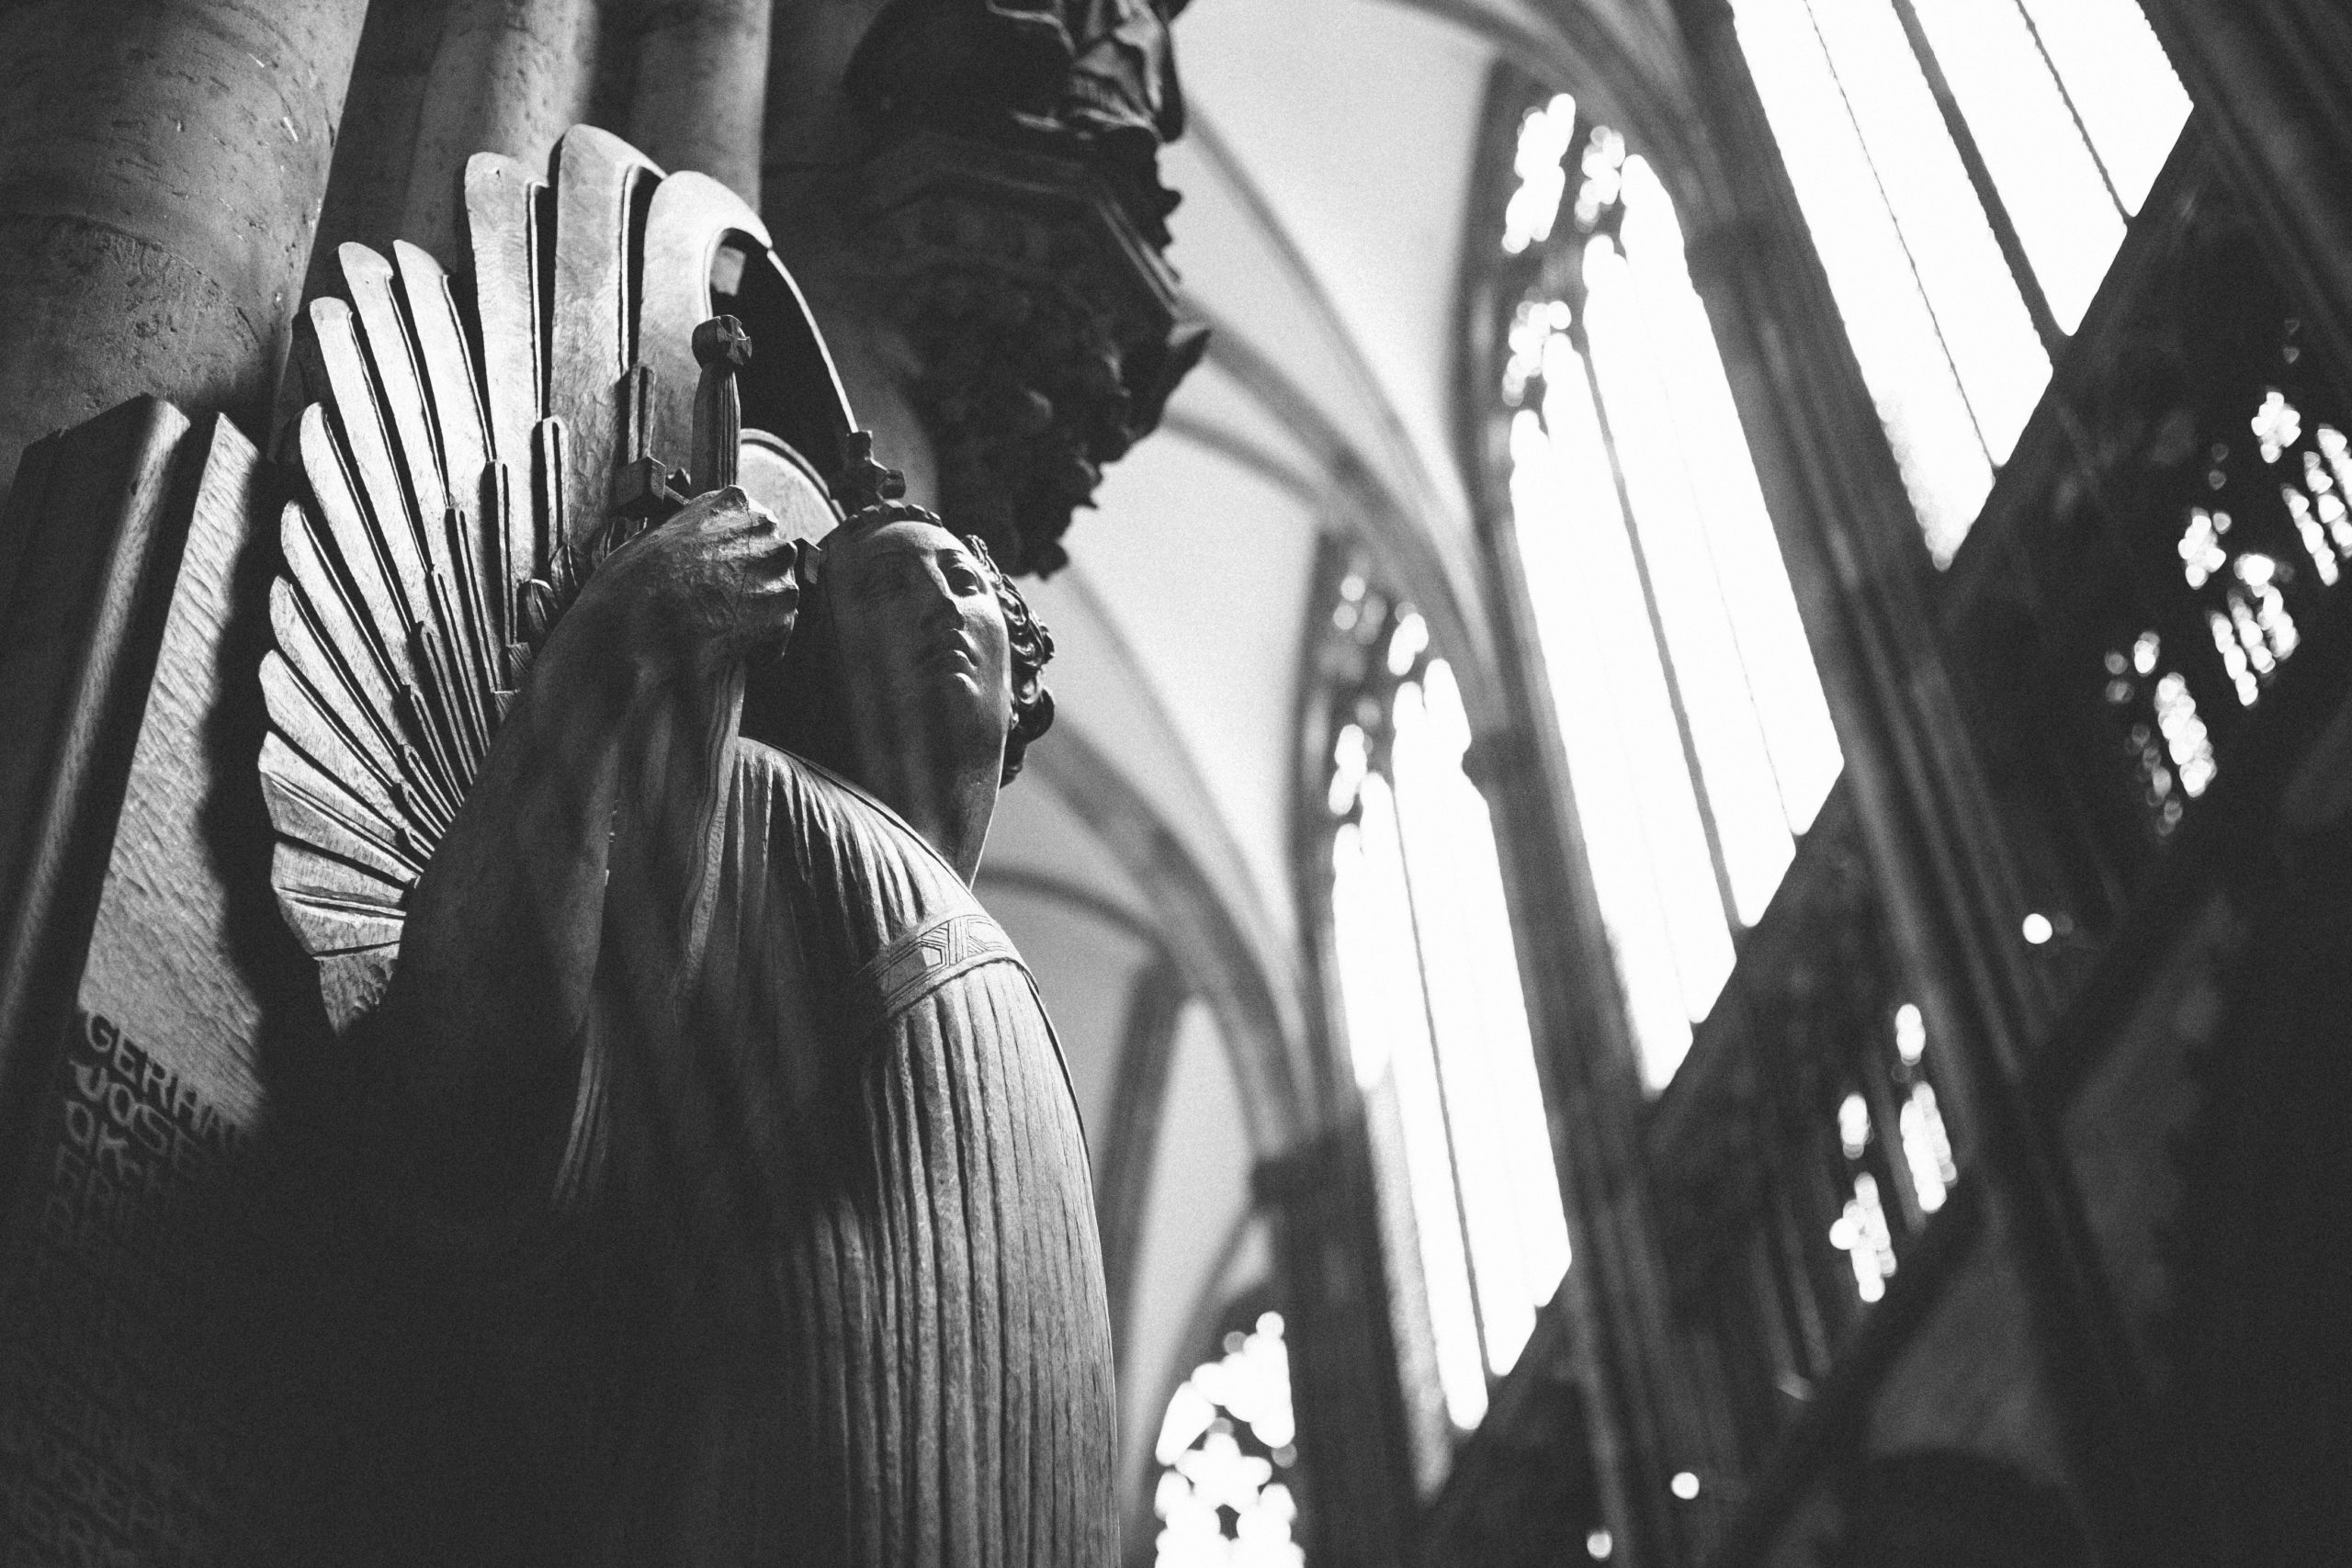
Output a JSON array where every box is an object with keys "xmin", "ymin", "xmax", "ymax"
[
  {"xmin": 1327, "ymin": 604, "xmax": 1580, "ymax": 1467},
  {"xmin": 1894, "ymin": 1001, "xmax": 1925, "ymax": 1066},
  {"xmin": 2013, "ymin": 0, "xmax": 2190, "ymax": 213},
  {"xmin": 1391, "ymin": 667, "xmax": 1573, "ymax": 1375},
  {"xmin": 1154, "ymin": 1313, "xmax": 1306, "ymax": 1568},
  {"xmin": 1515, "ymin": 383, "xmax": 1729, "ymax": 1087},
  {"xmin": 1838, "ymin": 1090, "xmax": 1871, "ymax": 1159},
  {"xmin": 1503, "ymin": 95, "xmax": 1581, "ymax": 255},
  {"xmin": 1504, "ymin": 134, "xmax": 1842, "ymax": 1089},
  {"xmin": 1616, "ymin": 158, "xmax": 1844, "ymax": 840},
  {"xmin": 1910, "ymin": 0, "xmax": 2124, "ymax": 332},
  {"xmin": 1332, "ymin": 784, "xmax": 1489, "ymax": 1429},
  {"xmin": 1742, "ymin": 6, "xmax": 1989, "ymax": 558},
  {"xmin": 1899, "ymin": 1082, "xmax": 1957, "ymax": 1213},
  {"xmin": 1829, "ymin": 1170, "xmax": 1898, "ymax": 1303},
  {"xmin": 1587, "ymin": 231, "xmax": 1797, "ymax": 924},
  {"xmin": 1802, "ymin": 0, "xmax": 2049, "ymax": 459},
  {"xmin": 1732, "ymin": 0, "xmax": 2188, "ymax": 558}
]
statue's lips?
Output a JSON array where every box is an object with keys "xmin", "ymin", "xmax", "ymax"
[{"xmin": 918, "ymin": 639, "xmax": 978, "ymax": 676}]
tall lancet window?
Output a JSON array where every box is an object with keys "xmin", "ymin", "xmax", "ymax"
[
  {"xmin": 1478, "ymin": 86, "xmax": 1845, "ymax": 1090},
  {"xmin": 1731, "ymin": 0, "xmax": 2191, "ymax": 560},
  {"xmin": 1315, "ymin": 568, "xmax": 1572, "ymax": 1485}
]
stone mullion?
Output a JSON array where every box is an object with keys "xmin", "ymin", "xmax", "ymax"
[
  {"xmin": 1564, "ymin": 313, "xmax": 1747, "ymax": 936},
  {"xmin": 1880, "ymin": 0, "xmax": 2067, "ymax": 357},
  {"xmin": 1661, "ymin": 2, "xmax": 2166, "ymax": 1563},
  {"xmin": 1462, "ymin": 501, "xmax": 1724, "ymax": 1568}
]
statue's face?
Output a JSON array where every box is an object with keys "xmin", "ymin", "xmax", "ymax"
[{"xmin": 824, "ymin": 518, "xmax": 1012, "ymax": 777}]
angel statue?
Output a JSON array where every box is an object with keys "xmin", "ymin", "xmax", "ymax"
[
  {"xmin": 253, "ymin": 130, "xmax": 1113, "ymax": 1562},
  {"xmin": 367, "ymin": 484, "xmax": 1109, "ymax": 1562}
]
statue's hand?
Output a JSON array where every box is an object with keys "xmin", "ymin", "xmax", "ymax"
[{"xmin": 575, "ymin": 486, "xmax": 802, "ymax": 674}]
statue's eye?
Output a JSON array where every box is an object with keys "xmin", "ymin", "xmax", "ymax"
[{"xmin": 944, "ymin": 561, "xmax": 984, "ymax": 594}]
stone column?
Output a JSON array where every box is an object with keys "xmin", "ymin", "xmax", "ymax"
[
  {"xmin": 763, "ymin": 0, "xmax": 890, "ymax": 186},
  {"xmin": 2138, "ymin": 4, "xmax": 2352, "ymax": 372},
  {"xmin": 300, "ymin": 0, "xmax": 460, "ymax": 301},
  {"xmin": 618, "ymin": 0, "xmax": 773, "ymax": 205},
  {"xmin": 1256, "ymin": 1129, "xmax": 1418, "ymax": 1568},
  {"xmin": 306, "ymin": 0, "xmax": 604, "ymax": 306},
  {"xmin": 1465, "ymin": 711, "xmax": 1693, "ymax": 1568},
  {"xmin": 756, "ymin": 0, "xmax": 940, "ymax": 506},
  {"xmin": 0, "ymin": 0, "xmax": 371, "ymax": 519},
  {"xmin": 400, "ymin": 0, "xmax": 603, "ymax": 265}
]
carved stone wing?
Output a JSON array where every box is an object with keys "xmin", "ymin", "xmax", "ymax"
[{"xmin": 260, "ymin": 127, "xmax": 860, "ymax": 1031}]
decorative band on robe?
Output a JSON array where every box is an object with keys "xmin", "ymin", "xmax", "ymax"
[{"xmin": 845, "ymin": 910, "xmax": 1027, "ymax": 1048}]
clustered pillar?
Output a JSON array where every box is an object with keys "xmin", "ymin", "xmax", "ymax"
[
  {"xmin": 0, "ymin": 0, "xmax": 370, "ymax": 518},
  {"xmin": 619, "ymin": 0, "xmax": 774, "ymax": 207},
  {"xmin": 0, "ymin": 0, "xmax": 817, "ymax": 521},
  {"xmin": 401, "ymin": 0, "xmax": 602, "ymax": 262}
]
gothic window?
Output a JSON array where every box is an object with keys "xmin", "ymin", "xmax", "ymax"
[
  {"xmin": 2099, "ymin": 361, "xmax": 2351, "ymax": 842},
  {"xmin": 1633, "ymin": 795, "xmax": 1973, "ymax": 1460},
  {"xmin": 1828, "ymin": 1000, "xmax": 1959, "ymax": 1305},
  {"xmin": 1732, "ymin": 0, "xmax": 2192, "ymax": 560},
  {"xmin": 1480, "ymin": 86, "xmax": 1845, "ymax": 1090},
  {"xmin": 2029, "ymin": 210, "xmax": 2352, "ymax": 874},
  {"xmin": 1150, "ymin": 1309, "xmax": 1304, "ymax": 1568},
  {"xmin": 1316, "ymin": 570, "xmax": 1574, "ymax": 1487}
]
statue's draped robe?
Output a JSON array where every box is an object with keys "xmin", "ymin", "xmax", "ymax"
[{"xmin": 516, "ymin": 733, "xmax": 1116, "ymax": 1565}]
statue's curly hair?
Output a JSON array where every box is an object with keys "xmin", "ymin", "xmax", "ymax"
[
  {"xmin": 748, "ymin": 502, "xmax": 1054, "ymax": 786},
  {"xmin": 962, "ymin": 531, "xmax": 1056, "ymax": 783}
]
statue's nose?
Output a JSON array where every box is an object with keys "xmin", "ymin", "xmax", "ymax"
[{"xmin": 921, "ymin": 578, "xmax": 963, "ymax": 630}]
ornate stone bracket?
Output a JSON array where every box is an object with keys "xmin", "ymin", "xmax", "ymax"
[{"xmin": 844, "ymin": 0, "xmax": 1207, "ymax": 576}]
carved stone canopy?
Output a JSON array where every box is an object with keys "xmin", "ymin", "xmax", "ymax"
[
  {"xmin": 845, "ymin": 0, "xmax": 1206, "ymax": 576},
  {"xmin": 854, "ymin": 130, "xmax": 1206, "ymax": 576},
  {"xmin": 848, "ymin": 0, "xmax": 1191, "ymax": 242}
]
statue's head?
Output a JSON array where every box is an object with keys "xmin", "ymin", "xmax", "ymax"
[{"xmin": 747, "ymin": 501, "xmax": 1055, "ymax": 791}]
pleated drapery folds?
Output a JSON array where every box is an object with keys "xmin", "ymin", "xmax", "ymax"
[{"xmin": 580, "ymin": 742, "xmax": 1116, "ymax": 1566}]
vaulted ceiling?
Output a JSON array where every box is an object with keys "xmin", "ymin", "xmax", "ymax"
[
  {"xmin": 941, "ymin": 0, "xmax": 1724, "ymax": 1525},
  {"xmin": 965, "ymin": 0, "xmax": 1626, "ymax": 1513}
]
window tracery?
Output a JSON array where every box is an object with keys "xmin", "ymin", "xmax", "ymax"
[
  {"xmin": 1481, "ymin": 85, "xmax": 1843, "ymax": 1089},
  {"xmin": 1639, "ymin": 817, "xmax": 1968, "ymax": 1465},
  {"xmin": 1152, "ymin": 1311, "xmax": 1305, "ymax": 1568},
  {"xmin": 2085, "ymin": 304, "xmax": 2351, "ymax": 848},
  {"xmin": 1827, "ymin": 1000, "xmax": 1960, "ymax": 1305},
  {"xmin": 1312, "ymin": 563, "xmax": 1572, "ymax": 1491}
]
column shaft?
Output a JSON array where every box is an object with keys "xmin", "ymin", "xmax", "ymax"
[
  {"xmin": 2140, "ymin": 4, "xmax": 2352, "ymax": 375},
  {"xmin": 0, "ymin": 0, "xmax": 370, "ymax": 515},
  {"xmin": 401, "ymin": 0, "xmax": 602, "ymax": 264},
  {"xmin": 620, "ymin": 0, "xmax": 773, "ymax": 205}
]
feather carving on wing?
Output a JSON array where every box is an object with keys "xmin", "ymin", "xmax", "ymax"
[{"xmin": 260, "ymin": 126, "xmax": 865, "ymax": 1031}]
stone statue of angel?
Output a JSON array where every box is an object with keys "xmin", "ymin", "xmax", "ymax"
[
  {"xmin": 254, "ymin": 129, "xmax": 1114, "ymax": 1563},
  {"xmin": 368, "ymin": 487, "xmax": 1110, "ymax": 1563}
]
